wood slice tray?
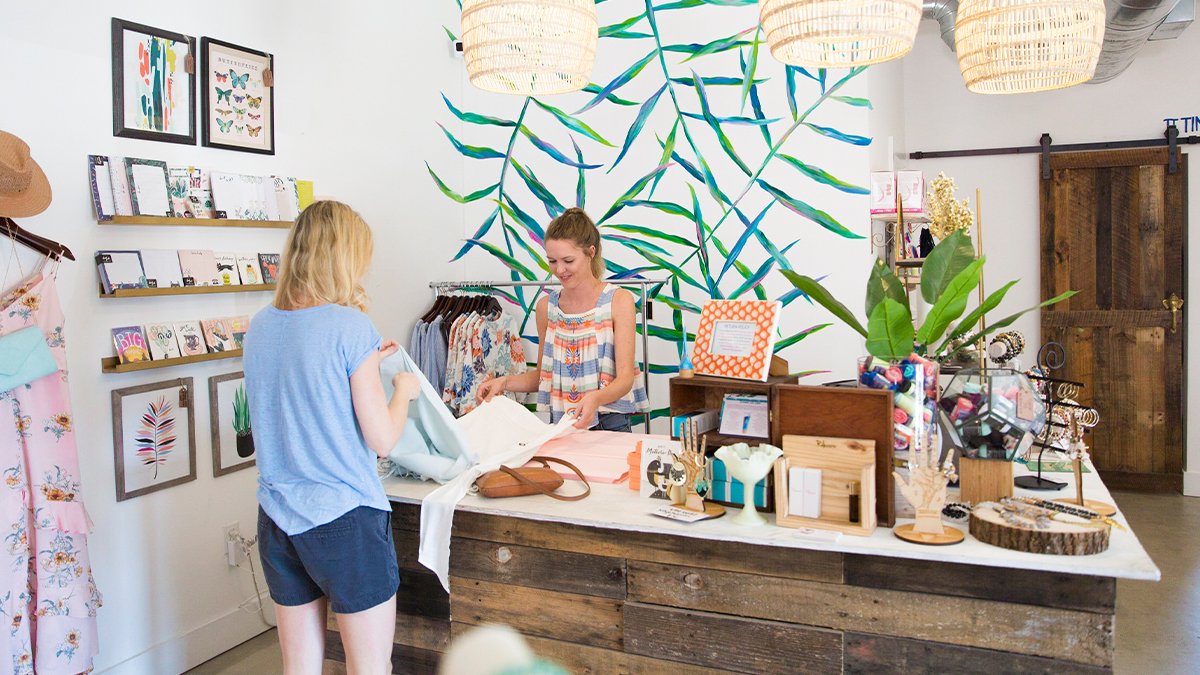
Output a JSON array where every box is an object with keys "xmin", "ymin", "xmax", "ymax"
[{"xmin": 969, "ymin": 505, "xmax": 1110, "ymax": 556}]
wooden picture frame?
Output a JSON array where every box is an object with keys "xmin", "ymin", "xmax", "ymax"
[
  {"xmin": 111, "ymin": 18, "xmax": 197, "ymax": 145},
  {"xmin": 112, "ymin": 377, "xmax": 197, "ymax": 501},
  {"xmin": 209, "ymin": 371, "xmax": 256, "ymax": 476},
  {"xmin": 691, "ymin": 299, "xmax": 781, "ymax": 382},
  {"xmin": 200, "ymin": 37, "xmax": 275, "ymax": 154}
]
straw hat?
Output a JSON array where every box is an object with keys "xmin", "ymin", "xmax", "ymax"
[{"xmin": 0, "ymin": 130, "xmax": 52, "ymax": 218}]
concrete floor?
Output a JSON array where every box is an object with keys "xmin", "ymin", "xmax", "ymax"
[{"xmin": 187, "ymin": 491, "xmax": 1200, "ymax": 675}]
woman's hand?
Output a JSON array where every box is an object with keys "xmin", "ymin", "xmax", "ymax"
[
  {"xmin": 477, "ymin": 376, "xmax": 509, "ymax": 402},
  {"xmin": 391, "ymin": 372, "xmax": 421, "ymax": 401},
  {"xmin": 572, "ymin": 391, "xmax": 602, "ymax": 429},
  {"xmin": 379, "ymin": 339, "xmax": 400, "ymax": 358}
]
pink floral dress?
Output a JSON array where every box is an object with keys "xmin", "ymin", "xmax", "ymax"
[{"xmin": 0, "ymin": 266, "xmax": 101, "ymax": 674}]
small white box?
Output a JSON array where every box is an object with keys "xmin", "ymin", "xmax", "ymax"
[
  {"xmin": 870, "ymin": 171, "xmax": 896, "ymax": 214},
  {"xmin": 897, "ymin": 170, "xmax": 925, "ymax": 213},
  {"xmin": 788, "ymin": 467, "xmax": 823, "ymax": 518}
]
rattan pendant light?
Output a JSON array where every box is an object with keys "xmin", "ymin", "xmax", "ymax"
[
  {"xmin": 461, "ymin": 0, "xmax": 598, "ymax": 96},
  {"xmin": 759, "ymin": 0, "xmax": 924, "ymax": 67},
  {"xmin": 955, "ymin": 0, "xmax": 1106, "ymax": 95}
]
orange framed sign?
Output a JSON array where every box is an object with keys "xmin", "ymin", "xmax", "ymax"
[{"xmin": 691, "ymin": 299, "xmax": 781, "ymax": 381}]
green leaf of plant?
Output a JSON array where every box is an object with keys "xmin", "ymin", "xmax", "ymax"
[
  {"xmin": 609, "ymin": 82, "xmax": 668, "ymax": 172},
  {"xmin": 920, "ymin": 229, "xmax": 976, "ymax": 304},
  {"xmin": 437, "ymin": 123, "xmax": 505, "ymax": 160},
  {"xmin": 780, "ymin": 271, "xmax": 868, "ymax": 338},
  {"xmin": 867, "ymin": 298, "xmax": 915, "ymax": 361},
  {"xmin": 602, "ymin": 223, "xmax": 696, "ymax": 248},
  {"xmin": 865, "ymin": 259, "xmax": 908, "ymax": 318},
  {"xmin": 916, "ymin": 258, "xmax": 985, "ymax": 347},
  {"xmin": 692, "ymin": 71, "xmax": 751, "ymax": 176},
  {"xmin": 502, "ymin": 222, "xmax": 549, "ymax": 274},
  {"xmin": 758, "ymin": 180, "xmax": 863, "ymax": 239},
  {"xmin": 498, "ymin": 196, "xmax": 546, "ymax": 243},
  {"xmin": 942, "ymin": 290, "xmax": 1080, "ymax": 362},
  {"xmin": 425, "ymin": 163, "xmax": 498, "ymax": 204},
  {"xmin": 441, "ymin": 94, "xmax": 515, "ymax": 128},
  {"xmin": 831, "ymin": 95, "xmax": 873, "ymax": 109},
  {"xmin": 598, "ymin": 163, "xmax": 670, "ymax": 224},
  {"xmin": 572, "ymin": 137, "xmax": 586, "ymax": 208},
  {"xmin": 519, "ymin": 126, "xmax": 603, "ymax": 169},
  {"xmin": 649, "ymin": 122, "xmax": 678, "ymax": 198},
  {"xmin": 740, "ymin": 29, "xmax": 760, "ymax": 113},
  {"xmin": 777, "ymin": 154, "xmax": 868, "ymax": 195},
  {"xmin": 450, "ymin": 207, "xmax": 500, "ymax": 261},
  {"xmin": 933, "ymin": 280, "xmax": 1019, "ymax": 355},
  {"xmin": 576, "ymin": 50, "xmax": 657, "ymax": 114},
  {"xmin": 802, "ymin": 122, "xmax": 871, "ymax": 146},
  {"xmin": 600, "ymin": 12, "xmax": 646, "ymax": 37},
  {"xmin": 531, "ymin": 99, "xmax": 615, "ymax": 146},
  {"xmin": 580, "ymin": 84, "xmax": 639, "ymax": 107},
  {"xmin": 509, "ymin": 159, "xmax": 565, "ymax": 217}
]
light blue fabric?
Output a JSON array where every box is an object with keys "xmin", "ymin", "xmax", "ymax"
[
  {"xmin": 244, "ymin": 304, "xmax": 389, "ymax": 536},
  {"xmin": 0, "ymin": 326, "xmax": 57, "ymax": 393},
  {"xmin": 427, "ymin": 317, "xmax": 447, "ymax": 392},
  {"xmin": 379, "ymin": 347, "xmax": 474, "ymax": 482}
]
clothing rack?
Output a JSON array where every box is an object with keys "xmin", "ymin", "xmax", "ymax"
[{"xmin": 430, "ymin": 279, "xmax": 668, "ymax": 433}]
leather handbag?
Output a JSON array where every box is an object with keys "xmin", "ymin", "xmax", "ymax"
[
  {"xmin": 475, "ymin": 456, "xmax": 591, "ymax": 501},
  {"xmin": 0, "ymin": 326, "xmax": 57, "ymax": 393}
]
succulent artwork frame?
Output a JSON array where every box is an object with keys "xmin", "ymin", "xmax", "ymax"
[{"xmin": 209, "ymin": 371, "xmax": 256, "ymax": 476}]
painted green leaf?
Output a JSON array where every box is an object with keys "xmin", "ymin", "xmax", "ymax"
[
  {"xmin": 581, "ymin": 84, "xmax": 639, "ymax": 107},
  {"xmin": 916, "ymin": 257, "xmax": 985, "ymax": 347},
  {"xmin": 803, "ymin": 122, "xmax": 871, "ymax": 146},
  {"xmin": 781, "ymin": 271, "xmax": 868, "ymax": 338},
  {"xmin": 647, "ymin": 324, "xmax": 697, "ymax": 342},
  {"xmin": 603, "ymin": 234, "xmax": 672, "ymax": 258},
  {"xmin": 676, "ymin": 27, "xmax": 756, "ymax": 62},
  {"xmin": 720, "ymin": 203, "xmax": 771, "ymax": 283},
  {"xmin": 655, "ymin": 293, "xmax": 704, "ymax": 315},
  {"xmin": 603, "ymin": 223, "xmax": 696, "ymax": 248},
  {"xmin": 777, "ymin": 154, "xmax": 869, "ymax": 194},
  {"xmin": 572, "ymin": 137, "xmax": 586, "ymax": 208},
  {"xmin": 867, "ymin": 298, "xmax": 915, "ymax": 361},
  {"xmin": 576, "ymin": 51, "xmax": 657, "ymax": 114},
  {"xmin": 598, "ymin": 163, "xmax": 670, "ymax": 224},
  {"xmin": 758, "ymin": 180, "xmax": 863, "ymax": 239},
  {"xmin": 688, "ymin": 184, "xmax": 716, "ymax": 297},
  {"xmin": 437, "ymin": 123, "xmax": 505, "ymax": 160},
  {"xmin": 426, "ymin": 163, "xmax": 498, "ymax": 204},
  {"xmin": 832, "ymin": 95, "xmax": 873, "ymax": 109},
  {"xmin": 775, "ymin": 323, "xmax": 832, "ymax": 351},
  {"xmin": 670, "ymin": 76, "xmax": 767, "ymax": 87},
  {"xmin": 450, "ymin": 207, "xmax": 500, "ymax": 261},
  {"xmin": 740, "ymin": 29, "xmax": 760, "ymax": 113},
  {"xmin": 729, "ymin": 256, "xmax": 775, "ymax": 299},
  {"xmin": 470, "ymin": 239, "xmax": 537, "ymax": 280},
  {"xmin": 441, "ymin": 94, "xmax": 515, "ymax": 127},
  {"xmin": 680, "ymin": 112, "xmax": 780, "ymax": 126},
  {"xmin": 866, "ymin": 258, "xmax": 909, "ymax": 318},
  {"xmin": 503, "ymin": 222, "xmax": 550, "ymax": 273},
  {"xmin": 600, "ymin": 13, "xmax": 647, "ymax": 37},
  {"xmin": 531, "ymin": 99, "xmax": 615, "ymax": 147},
  {"xmin": 610, "ymin": 83, "xmax": 668, "ymax": 172},
  {"xmin": 442, "ymin": 26, "xmax": 457, "ymax": 42},
  {"xmin": 625, "ymin": 199, "xmax": 694, "ymax": 220},
  {"xmin": 519, "ymin": 126, "xmax": 602, "ymax": 169},
  {"xmin": 785, "ymin": 66, "xmax": 799, "ymax": 121},
  {"xmin": 509, "ymin": 159, "xmax": 565, "ymax": 217},
  {"xmin": 942, "ymin": 291, "xmax": 1079, "ymax": 362},
  {"xmin": 934, "ymin": 280, "xmax": 1019, "ymax": 355},
  {"xmin": 920, "ymin": 229, "xmax": 976, "ymax": 304},
  {"xmin": 498, "ymin": 196, "xmax": 546, "ymax": 244},
  {"xmin": 649, "ymin": 122, "xmax": 679, "ymax": 198},
  {"xmin": 693, "ymin": 72, "xmax": 751, "ymax": 175}
]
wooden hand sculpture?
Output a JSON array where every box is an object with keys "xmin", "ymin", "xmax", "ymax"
[{"xmin": 894, "ymin": 434, "xmax": 957, "ymax": 535}]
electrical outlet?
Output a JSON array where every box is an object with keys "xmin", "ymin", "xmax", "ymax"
[{"xmin": 223, "ymin": 523, "xmax": 241, "ymax": 567}]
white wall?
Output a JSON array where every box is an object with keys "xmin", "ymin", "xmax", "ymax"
[
  {"xmin": 901, "ymin": 20, "xmax": 1200, "ymax": 495},
  {"xmin": 0, "ymin": 1, "xmax": 464, "ymax": 672}
]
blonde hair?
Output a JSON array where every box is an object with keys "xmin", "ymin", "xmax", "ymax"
[
  {"xmin": 545, "ymin": 207, "xmax": 604, "ymax": 279},
  {"xmin": 275, "ymin": 200, "xmax": 373, "ymax": 312}
]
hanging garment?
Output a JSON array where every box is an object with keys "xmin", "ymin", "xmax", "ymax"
[
  {"xmin": 416, "ymin": 396, "xmax": 580, "ymax": 591},
  {"xmin": 0, "ymin": 268, "xmax": 101, "ymax": 675},
  {"xmin": 378, "ymin": 348, "xmax": 473, "ymax": 483},
  {"xmin": 537, "ymin": 284, "xmax": 649, "ymax": 425},
  {"xmin": 442, "ymin": 312, "xmax": 526, "ymax": 415}
]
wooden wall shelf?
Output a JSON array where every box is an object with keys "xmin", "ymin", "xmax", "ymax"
[
  {"xmin": 100, "ymin": 216, "xmax": 292, "ymax": 228},
  {"xmin": 100, "ymin": 284, "xmax": 276, "ymax": 299},
  {"xmin": 102, "ymin": 349, "xmax": 242, "ymax": 373}
]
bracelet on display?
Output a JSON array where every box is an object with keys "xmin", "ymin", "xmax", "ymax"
[
  {"xmin": 941, "ymin": 502, "xmax": 970, "ymax": 522},
  {"xmin": 987, "ymin": 331, "xmax": 1025, "ymax": 365}
]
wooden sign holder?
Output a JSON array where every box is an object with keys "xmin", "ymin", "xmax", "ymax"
[{"xmin": 774, "ymin": 434, "xmax": 876, "ymax": 536}]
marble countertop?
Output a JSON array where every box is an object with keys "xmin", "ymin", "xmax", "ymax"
[{"xmin": 384, "ymin": 458, "xmax": 1161, "ymax": 581}]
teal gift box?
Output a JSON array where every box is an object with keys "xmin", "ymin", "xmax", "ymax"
[{"xmin": 706, "ymin": 458, "xmax": 773, "ymax": 511}]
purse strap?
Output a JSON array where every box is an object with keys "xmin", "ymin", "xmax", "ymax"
[{"xmin": 497, "ymin": 456, "xmax": 591, "ymax": 501}]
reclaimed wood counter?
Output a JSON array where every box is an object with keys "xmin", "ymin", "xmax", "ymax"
[{"xmin": 323, "ymin": 463, "xmax": 1157, "ymax": 674}]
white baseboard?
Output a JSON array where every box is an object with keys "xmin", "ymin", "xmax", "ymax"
[
  {"xmin": 1184, "ymin": 470, "xmax": 1200, "ymax": 497},
  {"xmin": 99, "ymin": 594, "xmax": 275, "ymax": 675}
]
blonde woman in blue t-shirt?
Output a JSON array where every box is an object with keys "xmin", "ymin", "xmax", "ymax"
[{"xmin": 244, "ymin": 201, "xmax": 420, "ymax": 674}]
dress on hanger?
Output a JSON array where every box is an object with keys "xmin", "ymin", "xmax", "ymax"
[{"xmin": 0, "ymin": 265, "xmax": 102, "ymax": 674}]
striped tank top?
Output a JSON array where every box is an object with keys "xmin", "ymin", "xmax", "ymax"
[{"xmin": 537, "ymin": 283, "xmax": 650, "ymax": 424}]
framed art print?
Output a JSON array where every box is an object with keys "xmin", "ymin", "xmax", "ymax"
[
  {"xmin": 691, "ymin": 299, "xmax": 782, "ymax": 382},
  {"xmin": 112, "ymin": 378, "xmax": 196, "ymax": 501},
  {"xmin": 209, "ymin": 372, "xmax": 255, "ymax": 476},
  {"xmin": 201, "ymin": 37, "xmax": 274, "ymax": 154},
  {"xmin": 111, "ymin": 18, "xmax": 197, "ymax": 145}
]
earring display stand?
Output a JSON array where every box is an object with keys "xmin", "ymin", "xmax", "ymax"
[{"xmin": 1016, "ymin": 342, "xmax": 1084, "ymax": 491}]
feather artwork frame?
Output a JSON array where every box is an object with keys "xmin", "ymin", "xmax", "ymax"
[{"xmin": 112, "ymin": 377, "xmax": 197, "ymax": 501}]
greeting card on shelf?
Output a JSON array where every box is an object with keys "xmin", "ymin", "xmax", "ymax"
[
  {"xmin": 108, "ymin": 155, "xmax": 134, "ymax": 216},
  {"xmin": 177, "ymin": 250, "xmax": 220, "ymax": 286},
  {"xmin": 125, "ymin": 158, "xmax": 174, "ymax": 217},
  {"xmin": 144, "ymin": 323, "xmax": 182, "ymax": 360},
  {"xmin": 201, "ymin": 318, "xmax": 237, "ymax": 352},
  {"xmin": 167, "ymin": 166, "xmax": 193, "ymax": 217},
  {"xmin": 638, "ymin": 438, "xmax": 682, "ymax": 500},
  {"xmin": 95, "ymin": 250, "xmax": 146, "ymax": 293},
  {"xmin": 210, "ymin": 172, "xmax": 270, "ymax": 220},
  {"xmin": 112, "ymin": 326, "xmax": 150, "ymax": 364},
  {"xmin": 692, "ymin": 299, "xmax": 781, "ymax": 382},
  {"xmin": 88, "ymin": 155, "xmax": 117, "ymax": 221},
  {"xmin": 235, "ymin": 254, "xmax": 261, "ymax": 284},
  {"xmin": 187, "ymin": 167, "xmax": 216, "ymax": 218},
  {"xmin": 214, "ymin": 252, "xmax": 241, "ymax": 286},
  {"xmin": 258, "ymin": 253, "xmax": 280, "ymax": 284},
  {"xmin": 173, "ymin": 321, "xmax": 207, "ymax": 356},
  {"xmin": 229, "ymin": 315, "xmax": 250, "ymax": 348},
  {"xmin": 139, "ymin": 249, "xmax": 185, "ymax": 288},
  {"xmin": 273, "ymin": 176, "xmax": 300, "ymax": 221}
]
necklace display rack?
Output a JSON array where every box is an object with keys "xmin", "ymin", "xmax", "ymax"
[{"xmin": 1015, "ymin": 342, "xmax": 1085, "ymax": 491}]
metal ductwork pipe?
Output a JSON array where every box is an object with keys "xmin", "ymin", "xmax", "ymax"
[
  {"xmin": 923, "ymin": 0, "xmax": 959, "ymax": 51},
  {"xmin": 1092, "ymin": 0, "xmax": 1184, "ymax": 82}
]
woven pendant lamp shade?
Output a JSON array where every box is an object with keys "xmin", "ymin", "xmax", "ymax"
[
  {"xmin": 955, "ymin": 0, "xmax": 1106, "ymax": 94},
  {"xmin": 759, "ymin": 0, "xmax": 923, "ymax": 67},
  {"xmin": 461, "ymin": 0, "xmax": 598, "ymax": 96}
]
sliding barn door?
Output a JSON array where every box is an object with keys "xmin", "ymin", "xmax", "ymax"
[{"xmin": 1040, "ymin": 148, "xmax": 1187, "ymax": 492}]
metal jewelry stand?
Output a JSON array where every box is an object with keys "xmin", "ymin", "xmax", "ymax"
[
  {"xmin": 429, "ymin": 278, "xmax": 667, "ymax": 433},
  {"xmin": 1015, "ymin": 342, "xmax": 1084, "ymax": 491}
]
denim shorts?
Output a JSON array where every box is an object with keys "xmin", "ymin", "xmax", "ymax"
[
  {"xmin": 596, "ymin": 412, "xmax": 632, "ymax": 433},
  {"xmin": 257, "ymin": 505, "xmax": 400, "ymax": 614}
]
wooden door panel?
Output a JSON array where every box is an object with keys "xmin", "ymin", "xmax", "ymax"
[{"xmin": 1041, "ymin": 149, "xmax": 1185, "ymax": 492}]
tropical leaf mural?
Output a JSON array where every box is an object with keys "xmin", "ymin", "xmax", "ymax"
[{"xmin": 430, "ymin": 0, "xmax": 873, "ymax": 416}]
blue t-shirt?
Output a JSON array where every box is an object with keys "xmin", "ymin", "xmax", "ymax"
[{"xmin": 244, "ymin": 303, "xmax": 389, "ymax": 535}]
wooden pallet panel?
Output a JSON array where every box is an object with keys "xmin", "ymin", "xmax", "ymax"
[
  {"xmin": 450, "ymin": 576, "xmax": 623, "ymax": 650},
  {"xmin": 627, "ymin": 562, "xmax": 1112, "ymax": 667},
  {"xmin": 448, "ymin": 537, "xmax": 626, "ymax": 599},
  {"xmin": 844, "ymin": 633, "xmax": 1110, "ymax": 674}
]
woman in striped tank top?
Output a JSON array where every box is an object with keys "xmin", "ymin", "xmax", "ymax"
[{"xmin": 477, "ymin": 208, "xmax": 648, "ymax": 431}]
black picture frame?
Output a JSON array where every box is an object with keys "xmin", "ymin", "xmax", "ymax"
[
  {"xmin": 201, "ymin": 36, "xmax": 275, "ymax": 155},
  {"xmin": 111, "ymin": 18, "xmax": 197, "ymax": 145}
]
